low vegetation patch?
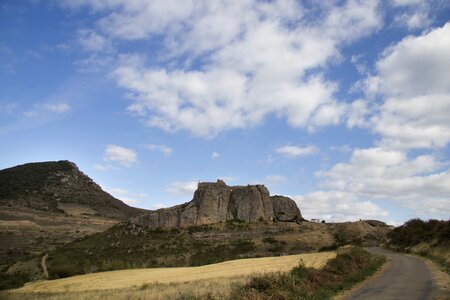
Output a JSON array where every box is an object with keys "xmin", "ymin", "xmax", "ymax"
[
  {"xmin": 0, "ymin": 273, "xmax": 30, "ymax": 291},
  {"xmin": 230, "ymin": 247, "xmax": 386, "ymax": 300},
  {"xmin": 387, "ymin": 218, "xmax": 450, "ymax": 273}
]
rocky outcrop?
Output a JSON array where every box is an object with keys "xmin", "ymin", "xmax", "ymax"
[
  {"xmin": 271, "ymin": 196, "xmax": 303, "ymax": 222},
  {"xmin": 133, "ymin": 180, "xmax": 303, "ymax": 228}
]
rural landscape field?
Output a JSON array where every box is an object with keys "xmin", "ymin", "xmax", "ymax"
[
  {"xmin": 1, "ymin": 0, "xmax": 449, "ymax": 299},
  {"xmin": 5, "ymin": 252, "xmax": 335, "ymax": 299}
]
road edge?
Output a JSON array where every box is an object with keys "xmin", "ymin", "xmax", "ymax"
[
  {"xmin": 332, "ymin": 256, "xmax": 391, "ymax": 300},
  {"xmin": 418, "ymin": 255, "xmax": 450, "ymax": 299}
]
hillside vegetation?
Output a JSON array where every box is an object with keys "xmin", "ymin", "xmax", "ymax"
[
  {"xmin": 387, "ymin": 218, "xmax": 450, "ymax": 272},
  {"xmin": 42, "ymin": 220, "xmax": 388, "ymax": 279}
]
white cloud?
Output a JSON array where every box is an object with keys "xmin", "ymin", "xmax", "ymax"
[
  {"xmin": 43, "ymin": 103, "xmax": 71, "ymax": 113},
  {"xmin": 329, "ymin": 145, "xmax": 352, "ymax": 153},
  {"xmin": 106, "ymin": 187, "xmax": 129, "ymax": 195},
  {"xmin": 78, "ymin": 29, "xmax": 111, "ymax": 52},
  {"xmin": 276, "ymin": 145, "xmax": 318, "ymax": 157},
  {"xmin": 66, "ymin": 0, "xmax": 382, "ymax": 137},
  {"xmin": 346, "ymin": 99, "xmax": 370, "ymax": 128},
  {"xmin": 0, "ymin": 102, "xmax": 18, "ymax": 114},
  {"xmin": 23, "ymin": 102, "xmax": 71, "ymax": 117},
  {"xmin": 93, "ymin": 163, "xmax": 118, "ymax": 171},
  {"xmin": 315, "ymin": 147, "xmax": 450, "ymax": 219},
  {"xmin": 293, "ymin": 191, "xmax": 388, "ymax": 222},
  {"xmin": 166, "ymin": 181, "xmax": 198, "ymax": 196},
  {"xmin": 391, "ymin": 0, "xmax": 435, "ymax": 30},
  {"xmin": 362, "ymin": 23, "xmax": 450, "ymax": 150},
  {"xmin": 266, "ymin": 175, "xmax": 288, "ymax": 184},
  {"xmin": 211, "ymin": 151, "xmax": 220, "ymax": 159},
  {"xmin": 152, "ymin": 203, "xmax": 167, "ymax": 210},
  {"xmin": 146, "ymin": 144, "xmax": 173, "ymax": 156},
  {"xmin": 104, "ymin": 144, "xmax": 138, "ymax": 167},
  {"xmin": 105, "ymin": 187, "xmax": 148, "ymax": 206}
]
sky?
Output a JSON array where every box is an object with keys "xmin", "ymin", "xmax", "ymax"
[{"xmin": 1, "ymin": 0, "xmax": 449, "ymax": 225}]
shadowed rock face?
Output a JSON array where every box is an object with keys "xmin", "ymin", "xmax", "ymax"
[
  {"xmin": 271, "ymin": 195, "xmax": 303, "ymax": 222},
  {"xmin": 133, "ymin": 180, "xmax": 302, "ymax": 228}
]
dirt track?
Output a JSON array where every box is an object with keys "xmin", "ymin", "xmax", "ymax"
[{"xmin": 344, "ymin": 247, "xmax": 447, "ymax": 300}]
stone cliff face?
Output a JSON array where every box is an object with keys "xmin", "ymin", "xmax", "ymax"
[
  {"xmin": 271, "ymin": 195, "xmax": 303, "ymax": 222},
  {"xmin": 132, "ymin": 180, "xmax": 303, "ymax": 228}
]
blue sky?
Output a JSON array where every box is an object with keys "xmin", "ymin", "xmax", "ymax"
[{"xmin": 1, "ymin": 0, "xmax": 449, "ymax": 225}]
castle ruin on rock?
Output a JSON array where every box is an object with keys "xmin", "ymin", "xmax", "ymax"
[{"xmin": 132, "ymin": 180, "xmax": 303, "ymax": 228}]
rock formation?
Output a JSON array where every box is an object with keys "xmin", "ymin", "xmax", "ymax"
[
  {"xmin": 132, "ymin": 180, "xmax": 303, "ymax": 228},
  {"xmin": 271, "ymin": 195, "xmax": 303, "ymax": 222}
]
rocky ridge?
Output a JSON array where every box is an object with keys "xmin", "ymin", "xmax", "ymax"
[
  {"xmin": 0, "ymin": 160, "xmax": 145, "ymax": 219},
  {"xmin": 132, "ymin": 180, "xmax": 303, "ymax": 228}
]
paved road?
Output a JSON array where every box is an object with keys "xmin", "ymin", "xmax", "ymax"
[{"xmin": 344, "ymin": 247, "xmax": 441, "ymax": 300}]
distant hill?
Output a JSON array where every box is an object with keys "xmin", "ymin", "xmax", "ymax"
[
  {"xmin": 0, "ymin": 160, "xmax": 145, "ymax": 219},
  {"xmin": 0, "ymin": 161, "xmax": 147, "ymax": 275}
]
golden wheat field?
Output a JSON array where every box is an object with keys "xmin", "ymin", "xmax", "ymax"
[{"xmin": 3, "ymin": 251, "xmax": 335, "ymax": 299}]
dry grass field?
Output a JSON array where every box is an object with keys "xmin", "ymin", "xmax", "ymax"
[{"xmin": 3, "ymin": 251, "xmax": 335, "ymax": 299}]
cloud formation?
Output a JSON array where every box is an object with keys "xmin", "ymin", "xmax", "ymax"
[
  {"xmin": 315, "ymin": 147, "xmax": 450, "ymax": 219},
  {"xmin": 364, "ymin": 23, "xmax": 450, "ymax": 150},
  {"xmin": 276, "ymin": 145, "xmax": 318, "ymax": 157},
  {"xmin": 166, "ymin": 181, "xmax": 198, "ymax": 196},
  {"xmin": 294, "ymin": 191, "xmax": 388, "ymax": 222},
  {"xmin": 104, "ymin": 144, "xmax": 138, "ymax": 167},
  {"xmin": 23, "ymin": 102, "xmax": 71, "ymax": 117},
  {"xmin": 67, "ymin": 0, "xmax": 382, "ymax": 137},
  {"xmin": 146, "ymin": 144, "xmax": 173, "ymax": 156}
]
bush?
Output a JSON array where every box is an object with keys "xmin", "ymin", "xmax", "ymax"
[
  {"xmin": 388, "ymin": 218, "xmax": 449, "ymax": 248},
  {"xmin": 0, "ymin": 273, "xmax": 30, "ymax": 290},
  {"xmin": 230, "ymin": 247, "xmax": 386, "ymax": 300}
]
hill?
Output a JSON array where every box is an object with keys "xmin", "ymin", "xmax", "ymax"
[
  {"xmin": 0, "ymin": 161, "xmax": 144, "ymax": 219},
  {"xmin": 0, "ymin": 161, "xmax": 146, "ymax": 275}
]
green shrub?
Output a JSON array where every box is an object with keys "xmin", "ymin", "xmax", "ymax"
[
  {"xmin": 230, "ymin": 247, "xmax": 386, "ymax": 300},
  {"xmin": 388, "ymin": 218, "xmax": 449, "ymax": 248},
  {"xmin": 0, "ymin": 273, "xmax": 30, "ymax": 290}
]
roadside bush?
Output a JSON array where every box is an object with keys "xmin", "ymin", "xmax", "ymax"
[
  {"xmin": 388, "ymin": 218, "xmax": 449, "ymax": 248},
  {"xmin": 230, "ymin": 247, "xmax": 386, "ymax": 300}
]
